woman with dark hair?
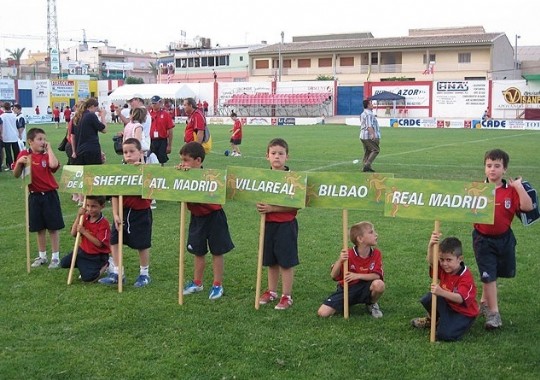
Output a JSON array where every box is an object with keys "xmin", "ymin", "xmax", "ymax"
[{"xmin": 71, "ymin": 98, "xmax": 107, "ymax": 165}]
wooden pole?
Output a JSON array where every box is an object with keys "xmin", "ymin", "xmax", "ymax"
[
  {"xmin": 430, "ymin": 220, "xmax": 441, "ymax": 343},
  {"xmin": 178, "ymin": 202, "xmax": 186, "ymax": 305},
  {"xmin": 67, "ymin": 196, "xmax": 86, "ymax": 285},
  {"xmin": 342, "ymin": 209, "xmax": 350, "ymax": 319},
  {"xmin": 25, "ymin": 186, "xmax": 31, "ymax": 273},
  {"xmin": 117, "ymin": 196, "xmax": 124, "ymax": 293},
  {"xmin": 254, "ymin": 214, "xmax": 266, "ymax": 310}
]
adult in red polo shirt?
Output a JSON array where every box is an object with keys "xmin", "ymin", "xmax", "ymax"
[
  {"xmin": 183, "ymin": 97, "xmax": 206, "ymax": 144},
  {"xmin": 149, "ymin": 95, "xmax": 174, "ymax": 165}
]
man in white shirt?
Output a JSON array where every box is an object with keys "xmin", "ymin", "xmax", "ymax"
[
  {"xmin": 359, "ymin": 99, "xmax": 381, "ymax": 173},
  {"xmin": 0, "ymin": 102, "xmax": 22, "ymax": 171}
]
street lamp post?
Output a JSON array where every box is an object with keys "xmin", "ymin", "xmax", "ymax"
[
  {"xmin": 514, "ymin": 34, "xmax": 521, "ymax": 78},
  {"xmin": 278, "ymin": 31, "xmax": 284, "ymax": 82}
]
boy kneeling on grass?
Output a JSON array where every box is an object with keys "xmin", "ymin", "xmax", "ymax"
[
  {"xmin": 411, "ymin": 233, "xmax": 479, "ymax": 341},
  {"xmin": 60, "ymin": 196, "xmax": 111, "ymax": 282}
]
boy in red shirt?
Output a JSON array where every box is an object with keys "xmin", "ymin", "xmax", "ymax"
[
  {"xmin": 229, "ymin": 111, "xmax": 242, "ymax": 157},
  {"xmin": 472, "ymin": 148, "xmax": 533, "ymax": 329},
  {"xmin": 179, "ymin": 142, "xmax": 235, "ymax": 300},
  {"xmin": 99, "ymin": 138, "xmax": 155, "ymax": 288},
  {"xmin": 317, "ymin": 221, "xmax": 385, "ymax": 318},
  {"xmin": 13, "ymin": 128, "xmax": 65, "ymax": 268},
  {"xmin": 411, "ymin": 233, "xmax": 479, "ymax": 341},
  {"xmin": 60, "ymin": 196, "xmax": 111, "ymax": 282},
  {"xmin": 257, "ymin": 138, "xmax": 300, "ymax": 310}
]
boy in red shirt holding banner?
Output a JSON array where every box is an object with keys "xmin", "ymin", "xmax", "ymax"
[
  {"xmin": 411, "ymin": 233, "xmax": 479, "ymax": 341},
  {"xmin": 257, "ymin": 138, "xmax": 300, "ymax": 310},
  {"xmin": 13, "ymin": 128, "xmax": 65, "ymax": 269},
  {"xmin": 60, "ymin": 196, "xmax": 111, "ymax": 282},
  {"xmin": 179, "ymin": 142, "xmax": 235, "ymax": 300},
  {"xmin": 317, "ymin": 221, "xmax": 385, "ymax": 318}
]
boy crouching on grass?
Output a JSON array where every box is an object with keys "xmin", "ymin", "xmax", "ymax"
[
  {"xmin": 179, "ymin": 142, "xmax": 235, "ymax": 300},
  {"xmin": 317, "ymin": 221, "xmax": 385, "ymax": 318},
  {"xmin": 13, "ymin": 127, "xmax": 65, "ymax": 269},
  {"xmin": 411, "ymin": 233, "xmax": 479, "ymax": 341},
  {"xmin": 60, "ymin": 196, "xmax": 111, "ymax": 282}
]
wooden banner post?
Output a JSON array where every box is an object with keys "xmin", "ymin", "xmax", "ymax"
[
  {"xmin": 342, "ymin": 209, "xmax": 350, "ymax": 319},
  {"xmin": 178, "ymin": 202, "xmax": 186, "ymax": 305},
  {"xmin": 430, "ymin": 220, "xmax": 440, "ymax": 343},
  {"xmin": 254, "ymin": 214, "xmax": 266, "ymax": 310},
  {"xmin": 67, "ymin": 196, "xmax": 87, "ymax": 285}
]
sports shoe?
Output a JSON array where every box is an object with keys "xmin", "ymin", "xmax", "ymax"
[
  {"xmin": 31, "ymin": 257, "xmax": 48, "ymax": 267},
  {"xmin": 485, "ymin": 311, "xmax": 503, "ymax": 330},
  {"xmin": 275, "ymin": 295, "xmax": 293, "ymax": 310},
  {"xmin": 209, "ymin": 285, "xmax": 224, "ymax": 300},
  {"xmin": 48, "ymin": 259, "xmax": 60, "ymax": 269},
  {"xmin": 480, "ymin": 302, "xmax": 489, "ymax": 318},
  {"xmin": 150, "ymin": 199, "xmax": 157, "ymax": 210},
  {"xmin": 98, "ymin": 273, "xmax": 125, "ymax": 285},
  {"xmin": 183, "ymin": 280, "xmax": 203, "ymax": 295},
  {"xmin": 134, "ymin": 274, "xmax": 151, "ymax": 288},
  {"xmin": 259, "ymin": 290, "xmax": 278, "ymax": 305},
  {"xmin": 367, "ymin": 302, "xmax": 383, "ymax": 318},
  {"xmin": 411, "ymin": 316, "xmax": 431, "ymax": 328}
]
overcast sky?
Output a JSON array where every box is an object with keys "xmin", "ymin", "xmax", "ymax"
[{"xmin": 1, "ymin": 0, "xmax": 538, "ymax": 58}]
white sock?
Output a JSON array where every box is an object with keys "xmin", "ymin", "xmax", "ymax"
[
  {"xmin": 140, "ymin": 266, "xmax": 149, "ymax": 276},
  {"xmin": 39, "ymin": 251, "xmax": 47, "ymax": 259},
  {"xmin": 51, "ymin": 252, "xmax": 59, "ymax": 261}
]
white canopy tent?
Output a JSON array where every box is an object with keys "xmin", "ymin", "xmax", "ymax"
[{"xmin": 108, "ymin": 83, "xmax": 196, "ymax": 102}]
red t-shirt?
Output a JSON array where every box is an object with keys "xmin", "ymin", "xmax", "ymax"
[
  {"xmin": 123, "ymin": 195, "xmax": 152, "ymax": 210},
  {"xmin": 184, "ymin": 109, "xmax": 206, "ymax": 143},
  {"xmin": 64, "ymin": 108, "xmax": 72, "ymax": 120},
  {"xmin": 187, "ymin": 202, "xmax": 222, "ymax": 217},
  {"xmin": 53, "ymin": 108, "xmax": 60, "ymax": 118},
  {"xmin": 474, "ymin": 181, "xmax": 520, "ymax": 236},
  {"xmin": 17, "ymin": 149, "xmax": 60, "ymax": 192},
  {"xmin": 232, "ymin": 119, "xmax": 242, "ymax": 139},
  {"xmin": 79, "ymin": 213, "xmax": 111, "ymax": 254},
  {"xmin": 149, "ymin": 109, "xmax": 175, "ymax": 139},
  {"xmin": 335, "ymin": 246, "xmax": 384, "ymax": 286},
  {"xmin": 430, "ymin": 263, "xmax": 479, "ymax": 317}
]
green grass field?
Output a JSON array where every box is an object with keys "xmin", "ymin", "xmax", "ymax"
[{"xmin": 1, "ymin": 122, "xmax": 539, "ymax": 379}]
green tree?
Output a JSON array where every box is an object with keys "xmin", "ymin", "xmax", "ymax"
[
  {"xmin": 5, "ymin": 47, "xmax": 26, "ymax": 79},
  {"xmin": 125, "ymin": 76, "xmax": 144, "ymax": 84}
]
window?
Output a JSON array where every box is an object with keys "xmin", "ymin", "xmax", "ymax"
[
  {"xmin": 340, "ymin": 57, "xmax": 354, "ymax": 66},
  {"xmin": 371, "ymin": 53, "xmax": 378, "ymax": 65},
  {"xmin": 239, "ymin": 56, "xmax": 244, "ymax": 62},
  {"xmin": 298, "ymin": 58, "xmax": 311, "ymax": 68},
  {"xmin": 423, "ymin": 54, "xmax": 436, "ymax": 64},
  {"xmin": 283, "ymin": 59, "xmax": 291, "ymax": 68},
  {"xmin": 255, "ymin": 60, "xmax": 269, "ymax": 69},
  {"xmin": 318, "ymin": 58, "xmax": 332, "ymax": 67},
  {"xmin": 458, "ymin": 53, "xmax": 471, "ymax": 63}
]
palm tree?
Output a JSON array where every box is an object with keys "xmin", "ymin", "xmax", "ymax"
[{"xmin": 5, "ymin": 47, "xmax": 26, "ymax": 79}]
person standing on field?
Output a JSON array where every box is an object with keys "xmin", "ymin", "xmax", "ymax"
[{"xmin": 359, "ymin": 99, "xmax": 380, "ymax": 173}]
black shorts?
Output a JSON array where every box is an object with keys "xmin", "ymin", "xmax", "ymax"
[
  {"xmin": 472, "ymin": 229, "xmax": 516, "ymax": 282},
  {"xmin": 111, "ymin": 208, "xmax": 152, "ymax": 250},
  {"xmin": 230, "ymin": 138, "xmax": 242, "ymax": 145},
  {"xmin": 263, "ymin": 219, "xmax": 299, "ymax": 268},
  {"xmin": 322, "ymin": 281, "xmax": 374, "ymax": 312},
  {"xmin": 54, "ymin": 117, "xmax": 60, "ymax": 122},
  {"xmin": 29, "ymin": 190, "xmax": 65, "ymax": 232},
  {"xmin": 60, "ymin": 248, "xmax": 109, "ymax": 282},
  {"xmin": 187, "ymin": 209, "xmax": 234, "ymax": 256},
  {"xmin": 150, "ymin": 138, "xmax": 169, "ymax": 164}
]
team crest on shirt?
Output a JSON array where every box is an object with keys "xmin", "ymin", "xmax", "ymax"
[
  {"xmin": 369, "ymin": 262, "xmax": 375, "ymax": 271},
  {"xmin": 504, "ymin": 198, "xmax": 511, "ymax": 209},
  {"xmin": 41, "ymin": 160, "xmax": 47, "ymax": 168}
]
